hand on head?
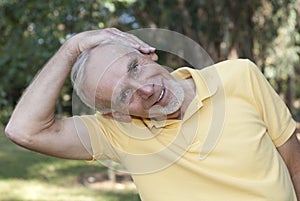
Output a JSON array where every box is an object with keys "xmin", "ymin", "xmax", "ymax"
[{"xmin": 63, "ymin": 28, "xmax": 158, "ymax": 66}]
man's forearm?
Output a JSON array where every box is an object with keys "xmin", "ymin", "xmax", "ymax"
[
  {"xmin": 285, "ymin": 133, "xmax": 300, "ymax": 201},
  {"xmin": 292, "ymin": 173, "xmax": 300, "ymax": 201},
  {"xmin": 6, "ymin": 30, "xmax": 101, "ymax": 138},
  {"xmin": 290, "ymin": 133, "xmax": 300, "ymax": 201},
  {"xmin": 277, "ymin": 131, "xmax": 300, "ymax": 200},
  {"xmin": 6, "ymin": 46, "xmax": 74, "ymax": 137}
]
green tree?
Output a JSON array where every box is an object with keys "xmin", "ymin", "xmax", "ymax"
[
  {"xmin": 1, "ymin": 0, "xmax": 299, "ymax": 126},
  {"xmin": 0, "ymin": 0, "xmax": 135, "ymax": 125}
]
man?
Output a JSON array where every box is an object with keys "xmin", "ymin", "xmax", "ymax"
[{"xmin": 5, "ymin": 28, "xmax": 300, "ymax": 201}]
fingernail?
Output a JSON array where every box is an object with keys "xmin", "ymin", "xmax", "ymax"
[{"xmin": 149, "ymin": 47, "xmax": 156, "ymax": 51}]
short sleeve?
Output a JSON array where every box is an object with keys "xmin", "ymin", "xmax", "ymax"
[
  {"xmin": 247, "ymin": 60, "xmax": 296, "ymax": 147},
  {"xmin": 79, "ymin": 115, "xmax": 121, "ymax": 162}
]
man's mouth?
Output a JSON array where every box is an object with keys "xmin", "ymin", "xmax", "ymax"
[{"xmin": 153, "ymin": 87, "xmax": 165, "ymax": 106}]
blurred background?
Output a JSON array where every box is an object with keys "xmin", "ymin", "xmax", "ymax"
[{"xmin": 0, "ymin": 0, "xmax": 299, "ymax": 200}]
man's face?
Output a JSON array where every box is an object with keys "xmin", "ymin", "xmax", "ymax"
[{"xmin": 84, "ymin": 43, "xmax": 184, "ymax": 119}]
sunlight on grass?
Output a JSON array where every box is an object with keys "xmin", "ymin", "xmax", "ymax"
[
  {"xmin": 0, "ymin": 131, "xmax": 140, "ymax": 201},
  {"xmin": 0, "ymin": 179, "xmax": 109, "ymax": 201}
]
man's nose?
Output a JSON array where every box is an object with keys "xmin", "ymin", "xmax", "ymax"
[{"xmin": 136, "ymin": 84, "xmax": 154, "ymax": 100}]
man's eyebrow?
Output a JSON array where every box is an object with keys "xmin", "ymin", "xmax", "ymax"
[{"xmin": 127, "ymin": 56, "xmax": 138, "ymax": 72}]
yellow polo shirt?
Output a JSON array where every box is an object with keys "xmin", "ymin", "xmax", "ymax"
[{"xmin": 80, "ymin": 59, "xmax": 296, "ymax": 201}]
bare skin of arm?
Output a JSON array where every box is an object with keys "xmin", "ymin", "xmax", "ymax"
[
  {"xmin": 278, "ymin": 130, "xmax": 300, "ymax": 200},
  {"xmin": 5, "ymin": 28, "xmax": 156, "ymax": 160}
]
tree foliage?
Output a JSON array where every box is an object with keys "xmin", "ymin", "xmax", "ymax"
[{"xmin": 0, "ymin": 0, "xmax": 299, "ymax": 126}]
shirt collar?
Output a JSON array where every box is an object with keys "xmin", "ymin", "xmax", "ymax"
[{"xmin": 172, "ymin": 67, "xmax": 218, "ymax": 102}]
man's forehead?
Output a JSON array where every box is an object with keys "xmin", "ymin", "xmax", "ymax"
[
  {"xmin": 84, "ymin": 43, "xmax": 138, "ymax": 106},
  {"xmin": 86, "ymin": 43, "xmax": 139, "ymax": 78}
]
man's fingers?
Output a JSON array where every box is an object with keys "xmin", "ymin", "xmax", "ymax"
[
  {"xmin": 106, "ymin": 28, "xmax": 156, "ymax": 53},
  {"xmin": 68, "ymin": 28, "xmax": 157, "ymax": 60},
  {"xmin": 149, "ymin": 52, "xmax": 159, "ymax": 61}
]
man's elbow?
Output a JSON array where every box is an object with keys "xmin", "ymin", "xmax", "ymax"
[{"xmin": 5, "ymin": 123, "xmax": 33, "ymax": 147}]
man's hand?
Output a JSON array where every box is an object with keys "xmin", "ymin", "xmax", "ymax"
[
  {"xmin": 63, "ymin": 28, "xmax": 157, "ymax": 66},
  {"xmin": 5, "ymin": 28, "xmax": 155, "ymax": 160}
]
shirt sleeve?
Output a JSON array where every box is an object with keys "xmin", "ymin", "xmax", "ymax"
[
  {"xmin": 79, "ymin": 114, "xmax": 121, "ymax": 162},
  {"xmin": 247, "ymin": 60, "xmax": 296, "ymax": 147}
]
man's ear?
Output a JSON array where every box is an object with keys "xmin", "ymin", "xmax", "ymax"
[{"xmin": 102, "ymin": 112, "xmax": 132, "ymax": 122}]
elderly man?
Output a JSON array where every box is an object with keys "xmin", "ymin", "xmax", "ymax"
[{"xmin": 5, "ymin": 28, "xmax": 300, "ymax": 201}]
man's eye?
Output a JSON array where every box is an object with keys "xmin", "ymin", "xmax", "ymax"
[
  {"xmin": 129, "ymin": 64, "xmax": 140, "ymax": 75},
  {"xmin": 120, "ymin": 89, "xmax": 131, "ymax": 102},
  {"xmin": 129, "ymin": 60, "xmax": 140, "ymax": 74},
  {"xmin": 131, "ymin": 64, "xmax": 139, "ymax": 72}
]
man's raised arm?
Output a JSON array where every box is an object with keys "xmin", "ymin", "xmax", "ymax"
[{"xmin": 5, "ymin": 28, "xmax": 155, "ymax": 160}]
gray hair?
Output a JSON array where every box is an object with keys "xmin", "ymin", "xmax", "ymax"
[{"xmin": 71, "ymin": 46, "xmax": 112, "ymax": 114}]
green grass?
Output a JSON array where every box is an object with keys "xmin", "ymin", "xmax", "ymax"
[{"xmin": 0, "ymin": 129, "xmax": 140, "ymax": 201}]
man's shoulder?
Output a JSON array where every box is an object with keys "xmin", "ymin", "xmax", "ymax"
[
  {"xmin": 213, "ymin": 58, "xmax": 255, "ymax": 72},
  {"xmin": 202, "ymin": 59, "xmax": 257, "ymax": 80},
  {"xmin": 192, "ymin": 59, "xmax": 259, "ymax": 93},
  {"xmin": 181, "ymin": 59, "xmax": 256, "ymax": 75},
  {"xmin": 215, "ymin": 58, "xmax": 253, "ymax": 66}
]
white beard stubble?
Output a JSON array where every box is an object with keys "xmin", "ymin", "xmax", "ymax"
[{"xmin": 149, "ymin": 80, "xmax": 185, "ymax": 117}]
